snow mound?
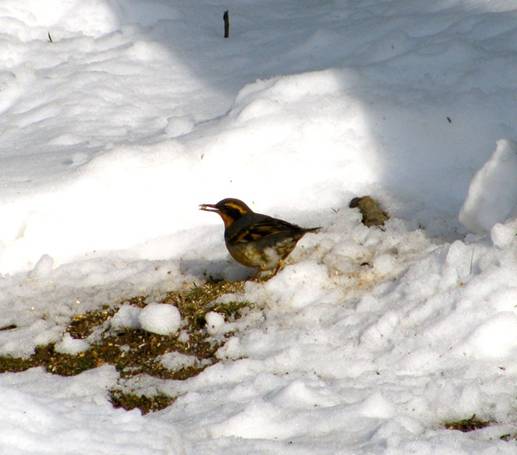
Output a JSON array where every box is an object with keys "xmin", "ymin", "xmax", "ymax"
[
  {"xmin": 54, "ymin": 333, "xmax": 89, "ymax": 355},
  {"xmin": 139, "ymin": 303, "xmax": 181, "ymax": 336},
  {"xmin": 29, "ymin": 254, "xmax": 54, "ymax": 279},
  {"xmin": 491, "ymin": 220, "xmax": 517, "ymax": 248},
  {"xmin": 459, "ymin": 139, "xmax": 517, "ymax": 233},
  {"xmin": 0, "ymin": 0, "xmax": 179, "ymax": 39},
  {"xmin": 160, "ymin": 352, "xmax": 209, "ymax": 371},
  {"xmin": 457, "ymin": 312, "xmax": 517, "ymax": 359},
  {"xmin": 205, "ymin": 311, "xmax": 226, "ymax": 335},
  {"xmin": 0, "ymin": 368, "xmax": 186, "ymax": 454},
  {"xmin": 0, "ymin": 0, "xmax": 118, "ymax": 38},
  {"xmin": 111, "ymin": 304, "xmax": 142, "ymax": 330}
]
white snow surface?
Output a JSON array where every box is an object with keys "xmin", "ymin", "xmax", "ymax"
[
  {"xmin": 205, "ymin": 311, "xmax": 226, "ymax": 335},
  {"xmin": 54, "ymin": 332, "xmax": 89, "ymax": 355},
  {"xmin": 0, "ymin": 0, "xmax": 517, "ymax": 453},
  {"xmin": 460, "ymin": 139, "xmax": 517, "ymax": 233},
  {"xmin": 139, "ymin": 302, "xmax": 181, "ymax": 335}
]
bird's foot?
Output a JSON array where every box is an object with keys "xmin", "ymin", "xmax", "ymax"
[{"xmin": 251, "ymin": 261, "xmax": 285, "ymax": 282}]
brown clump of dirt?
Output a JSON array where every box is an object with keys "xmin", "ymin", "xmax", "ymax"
[
  {"xmin": 349, "ymin": 196, "xmax": 389, "ymax": 227},
  {"xmin": 443, "ymin": 414, "xmax": 491, "ymax": 432},
  {"xmin": 109, "ymin": 389, "xmax": 176, "ymax": 415}
]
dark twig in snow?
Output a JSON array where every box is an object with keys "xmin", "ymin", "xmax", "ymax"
[{"xmin": 223, "ymin": 10, "xmax": 230, "ymax": 38}]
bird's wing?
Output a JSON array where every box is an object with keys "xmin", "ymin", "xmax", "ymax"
[{"xmin": 231, "ymin": 217, "xmax": 301, "ymax": 244}]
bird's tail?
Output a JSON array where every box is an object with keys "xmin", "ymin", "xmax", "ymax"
[{"xmin": 303, "ymin": 226, "xmax": 321, "ymax": 233}]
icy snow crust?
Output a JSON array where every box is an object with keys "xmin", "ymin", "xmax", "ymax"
[{"xmin": 0, "ymin": 0, "xmax": 517, "ymax": 453}]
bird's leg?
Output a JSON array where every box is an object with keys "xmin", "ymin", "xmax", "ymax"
[
  {"xmin": 249, "ymin": 258, "xmax": 289, "ymax": 282},
  {"xmin": 252, "ymin": 270, "xmax": 270, "ymax": 282},
  {"xmin": 272, "ymin": 259, "xmax": 286, "ymax": 276},
  {"xmin": 252, "ymin": 260, "xmax": 286, "ymax": 282}
]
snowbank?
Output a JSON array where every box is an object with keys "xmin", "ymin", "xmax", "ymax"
[
  {"xmin": 460, "ymin": 139, "xmax": 517, "ymax": 233},
  {"xmin": 0, "ymin": 367, "xmax": 186, "ymax": 454}
]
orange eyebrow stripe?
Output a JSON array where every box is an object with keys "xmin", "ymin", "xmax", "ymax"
[{"xmin": 226, "ymin": 202, "xmax": 247, "ymax": 213}]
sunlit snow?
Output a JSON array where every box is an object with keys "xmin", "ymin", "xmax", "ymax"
[{"xmin": 0, "ymin": 0, "xmax": 516, "ymax": 454}]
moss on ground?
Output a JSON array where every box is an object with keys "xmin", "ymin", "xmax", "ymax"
[
  {"xmin": 442, "ymin": 414, "xmax": 517, "ymax": 441},
  {"xmin": 67, "ymin": 305, "xmax": 117, "ymax": 339},
  {"xmin": 500, "ymin": 433, "xmax": 517, "ymax": 441},
  {"xmin": 110, "ymin": 389, "xmax": 176, "ymax": 414},
  {"xmin": 0, "ymin": 280, "xmax": 249, "ymax": 413},
  {"xmin": 443, "ymin": 414, "xmax": 491, "ymax": 432}
]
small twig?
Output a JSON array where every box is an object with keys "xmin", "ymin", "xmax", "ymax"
[{"xmin": 223, "ymin": 10, "xmax": 230, "ymax": 38}]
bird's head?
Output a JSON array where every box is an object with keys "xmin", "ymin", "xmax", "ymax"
[{"xmin": 199, "ymin": 198, "xmax": 253, "ymax": 227}]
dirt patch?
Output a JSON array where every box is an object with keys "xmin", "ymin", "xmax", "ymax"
[
  {"xmin": 0, "ymin": 280, "xmax": 250, "ymax": 413},
  {"xmin": 110, "ymin": 389, "xmax": 176, "ymax": 414},
  {"xmin": 443, "ymin": 414, "xmax": 491, "ymax": 432}
]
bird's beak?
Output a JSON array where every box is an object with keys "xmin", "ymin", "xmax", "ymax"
[{"xmin": 199, "ymin": 203, "xmax": 219, "ymax": 212}]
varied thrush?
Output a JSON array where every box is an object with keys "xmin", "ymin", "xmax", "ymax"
[{"xmin": 200, "ymin": 198, "xmax": 320, "ymax": 276}]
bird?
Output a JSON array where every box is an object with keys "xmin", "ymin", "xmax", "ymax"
[{"xmin": 200, "ymin": 198, "xmax": 320, "ymax": 277}]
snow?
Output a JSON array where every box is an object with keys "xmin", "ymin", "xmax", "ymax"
[
  {"xmin": 460, "ymin": 139, "xmax": 517, "ymax": 233},
  {"xmin": 0, "ymin": 367, "xmax": 187, "ymax": 455},
  {"xmin": 160, "ymin": 352, "xmax": 210, "ymax": 372},
  {"xmin": 139, "ymin": 303, "xmax": 181, "ymax": 336},
  {"xmin": 111, "ymin": 304, "xmax": 142, "ymax": 330},
  {"xmin": 205, "ymin": 311, "xmax": 226, "ymax": 336},
  {"xmin": 54, "ymin": 333, "xmax": 89, "ymax": 355},
  {"xmin": 492, "ymin": 220, "xmax": 517, "ymax": 249},
  {"xmin": 28, "ymin": 254, "xmax": 54, "ymax": 279},
  {"xmin": 0, "ymin": 0, "xmax": 516, "ymax": 454}
]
